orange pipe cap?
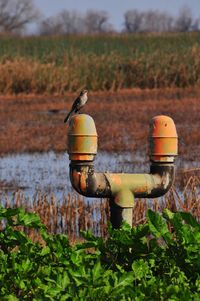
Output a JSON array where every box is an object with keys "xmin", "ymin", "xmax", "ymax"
[{"xmin": 149, "ymin": 115, "xmax": 178, "ymax": 160}]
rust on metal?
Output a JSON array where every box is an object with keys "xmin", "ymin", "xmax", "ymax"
[
  {"xmin": 80, "ymin": 171, "xmax": 87, "ymax": 193},
  {"xmin": 68, "ymin": 114, "xmax": 177, "ymax": 202},
  {"xmin": 69, "ymin": 162, "xmax": 174, "ymax": 199},
  {"xmin": 71, "ymin": 170, "xmax": 81, "ymax": 193},
  {"xmin": 67, "ymin": 113, "xmax": 178, "ymax": 228}
]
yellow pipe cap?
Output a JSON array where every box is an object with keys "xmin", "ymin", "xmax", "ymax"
[{"xmin": 68, "ymin": 114, "xmax": 97, "ymax": 161}]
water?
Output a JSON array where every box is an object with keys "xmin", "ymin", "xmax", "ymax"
[
  {"xmin": 0, "ymin": 151, "xmax": 145, "ymax": 197},
  {"xmin": 0, "ymin": 151, "xmax": 199, "ymax": 199}
]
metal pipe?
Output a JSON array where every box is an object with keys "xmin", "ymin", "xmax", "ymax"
[
  {"xmin": 109, "ymin": 198, "xmax": 134, "ymax": 228},
  {"xmin": 69, "ymin": 161, "xmax": 174, "ymax": 200},
  {"xmin": 67, "ymin": 114, "xmax": 178, "ymax": 228}
]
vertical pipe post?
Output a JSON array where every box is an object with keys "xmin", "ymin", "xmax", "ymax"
[{"xmin": 109, "ymin": 189, "xmax": 134, "ymax": 228}]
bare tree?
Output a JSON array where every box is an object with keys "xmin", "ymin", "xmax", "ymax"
[
  {"xmin": 39, "ymin": 9, "xmax": 113, "ymax": 35},
  {"xmin": 0, "ymin": 0, "xmax": 39, "ymax": 34},
  {"xmin": 38, "ymin": 10, "xmax": 85, "ymax": 35},
  {"xmin": 124, "ymin": 9, "xmax": 174, "ymax": 33},
  {"xmin": 190, "ymin": 19, "xmax": 199, "ymax": 31},
  {"xmin": 175, "ymin": 6, "xmax": 193, "ymax": 32},
  {"xmin": 84, "ymin": 10, "xmax": 112, "ymax": 33},
  {"xmin": 58, "ymin": 10, "xmax": 85, "ymax": 34},
  {"xmin": 124, "ymin": 9, "xmax": 143, "ymax": 33},
  {"xmin": 38, "ymin": 16, "xmax": 63, "ymax": 36},
  {"xmin": 142, "ymin": 10, "xmax": 174, "ymax": 32},
  {"xmin": 158, "ymin": 13, "xmax": 174, "ymax": 32},
  {"xmin": 123, "ymin": 6, "xmax": 200, "ymax": 33},
  {"xmin": 142, "ymin": 10, "xmax": 158, "ymax": 32}
]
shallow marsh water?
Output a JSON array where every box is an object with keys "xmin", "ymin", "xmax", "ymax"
[
  {"xmin": 0, "ymin": 151, "xmax": 146, "ymax": 196},
  {"xmin": 0, "ymin": 151, "xmax": 199, "ymax": 200}
]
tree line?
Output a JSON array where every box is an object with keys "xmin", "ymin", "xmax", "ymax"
[{"xmin": 0, "ymin": 0, "xmax": 199, "ymax": 35}]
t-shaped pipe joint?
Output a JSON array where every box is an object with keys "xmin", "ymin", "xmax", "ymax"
[{"xmin": 67, "ymin": 114, "xmax": 178, "ymax": 228}]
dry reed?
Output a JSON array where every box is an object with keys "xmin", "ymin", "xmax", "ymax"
[
  {"xmin": 0, "ymin": 33, "xmax": 200, "ymax": 94},
  {"xmin": 1, "ymin": 173, "xmax": 199, "ymax": 241},
  {"xmin": 0, "ymin": 49, "xmax": 200, "ymax": 95}
]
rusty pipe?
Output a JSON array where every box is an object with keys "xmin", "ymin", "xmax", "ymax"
[
  {"xmin": 67, "ymin": 114, "xmax": 178, "ymax": 204},
  {"xmin": 69, "ymin": 161, "xmax": 174, "ymax": 201},
  {"xmin": 67, "ymin": 114, "xmax": 177, "ymax": 220}
]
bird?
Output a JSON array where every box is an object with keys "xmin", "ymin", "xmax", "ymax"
[{"xmin": 64, "ymin": 89, "xmax": 88, "ymax": 123}]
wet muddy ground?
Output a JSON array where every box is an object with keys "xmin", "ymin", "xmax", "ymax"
[{"xmin": 0, "ymin": 88, "xmax": 199, "ymax": 159}]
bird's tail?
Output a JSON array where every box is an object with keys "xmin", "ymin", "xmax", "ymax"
[{"xmin": 64, "ymin": 110, "xmax": 72, "ymax": 123}]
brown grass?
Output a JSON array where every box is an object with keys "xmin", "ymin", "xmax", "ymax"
[
  {"xmin": 0, "ymin": 35, "xmax": 200, "ymax": 94},
  {"xmin": 2, "ymin": 191, "xmax": 109, "ymax": 241},
  {"xmin": 1, "ymin": 174, "xmax": 199, "ymax": 240}
]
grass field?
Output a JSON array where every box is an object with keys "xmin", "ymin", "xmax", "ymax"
[{"xmin": 0, "ymin": 33, "xmax": 200, "ymax": 93}]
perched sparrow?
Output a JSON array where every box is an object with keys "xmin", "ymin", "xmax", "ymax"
[{"xmin": 64, "ymin": 89, "xmax": 88, "ymax": 123}]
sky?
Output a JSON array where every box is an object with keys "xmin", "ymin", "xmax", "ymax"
[{"xmin": 33, "ymin": 0, "xmax": 200, "ymax": 31}]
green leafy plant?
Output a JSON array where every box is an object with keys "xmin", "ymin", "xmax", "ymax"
[{"xmin": 0, "ymin": 206, "xmax": 199, "ymax": 300}]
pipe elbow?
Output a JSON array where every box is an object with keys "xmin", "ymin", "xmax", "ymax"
[
  {"xmin": 70, "ymin": 167, "xmax": 88, "ymax": 196},
  {"xmin": 148, "ymin": 163, "xmax": 175, "ymax": 198},
  {"xmin": 69, "ymin": 163, "xmax": 111, "ymax": 198}
]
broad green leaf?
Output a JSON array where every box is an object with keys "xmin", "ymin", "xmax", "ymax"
[
  {"xmin": 163, "ymin": 208, "xmax": 175, "ymax": 220},
  {"xmin": 92, "ymin": 261, "xmax": 102, "ymax": 280},
  {"xmin": 147, "ymin": 209, "xmax": 172, "ymax": 243},
  {"xmin": 60, "ymin": 294, "xmax": 71, "ymax": 301},
  {"xmin": 179, "ymin": 212, "xmax": 200, "ymax": 230},
  {"xmin": 0, "ymin": 207, "xmax": 20, "ymax": 218},
  {"xmin": 19, "ymin": 280, "xmax": 26, "ymax": 290},
  {"xmin": 40, "ymin": 246, "xmax": 50, "ymax": 256},
  {"xmin": 60, "ymin": 273, "xmax": 70, "ymax": 290},
  {"xmin": 132, "ymin": 260, "xmax": 150, "ymax": 280},
  {"xmin": 3, "ymin": 295, "xmax": 19, "ymax": 301},
  {"xmin": 17, "ymin": 210, "xmax": 43, "ymax": 228},
  {"xmin": 110, "ymin": 272, "xmax": 134, "ymax": 296},
  {"xmin": 21, "ymin": 258, "xmax": 32, "ymax": 272}
]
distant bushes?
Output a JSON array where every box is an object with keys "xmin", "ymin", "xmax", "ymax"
[{"xmin": 0, "ymin": 33, "xmax": 200, "ymax": 94}]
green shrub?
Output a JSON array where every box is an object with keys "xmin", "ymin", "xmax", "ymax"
[{"xmin": 0, "ymin": 206, "xmax": 199, "ymax": 300}]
